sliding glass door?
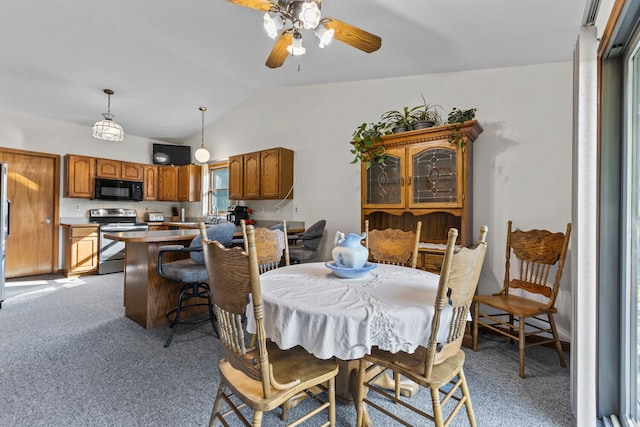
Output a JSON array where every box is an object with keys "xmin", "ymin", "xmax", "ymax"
[{"xmin": 622, "ymin": 30, "xmax": 640, "ymax": 424}]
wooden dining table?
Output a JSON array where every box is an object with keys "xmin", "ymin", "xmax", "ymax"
[{"xmin": 246, "ymin": 261, "xmax": 451, "ymax": 412}]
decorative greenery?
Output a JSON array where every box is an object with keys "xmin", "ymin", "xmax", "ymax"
[
  {"xmin": 380, "ymin": 106, "xmax": 420, "ymax": 133},
  {"xmin": 412, "ymin": 95, "xmax": 443, "ymax": 128},
  {"xmin": 445, "ymin": 107, "xmax": 477, "ymax": 147},
  {"xmin": 350, "ymin": 121, "xmax": 389, "ymax": 169}
]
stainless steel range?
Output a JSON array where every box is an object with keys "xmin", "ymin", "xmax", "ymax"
[{"xmin": 89, "ymin": 208, "xmax": 148, "ymax": 275}]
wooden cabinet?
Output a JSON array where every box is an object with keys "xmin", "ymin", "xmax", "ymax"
[
  {"xmin": 229, "ymin": 147, "xmax": 294, "ymax": 200},
  {"xmin": 95, "ymin": 158, "xmax": 121, "ymax": 179},
  {"xmin": 361, "ymin": 121, "xmax": 483, "ymax": 271},
  {"xmin": 65, "ymin": 154, "xmax": 95, "ymax": 198},
  {"xmin": 62, "ymin": 224, "xmax": 99, "ymax": 277},
  {"xmin": 96, "ymin": 158, "xmax": 143, "ymax": 181},
  {"xmin": 143, "ymin": 165, "xmax": 159, "ymax": 201},
  {"xmin": 158, "ymin": 166, "xmax": 179, "ymax": 201},
  {"xmin": 178, "ymin": 164, "xmax": 201, "ymax": 202},
  {"xmin": 121, "ymin": 162, "xmax": 144, "ymax": 181}
]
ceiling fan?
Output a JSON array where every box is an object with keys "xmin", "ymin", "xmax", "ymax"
[{"xmin": 225, "ymin": 0, "xmax": 382, "ymax": 68}]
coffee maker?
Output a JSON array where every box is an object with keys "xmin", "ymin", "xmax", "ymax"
[{"xmin": 227, "ymin": 205, "xmax": 251, "ymax": 226}]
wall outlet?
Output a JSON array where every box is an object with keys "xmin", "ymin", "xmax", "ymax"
[
  {"xmin": 275, "ymin": 206, "xmax": 280, "ymax": 214},
  {"xmin": 295, "ymin": 206, "xmax": 299, "ymax": 213},
  {"xmin": 75, "ymin": 203, "xmax": 81, "ymax": 211},
  {"xmin": 259, "ymin": 205, "xmax": 264, "ymax": 213}
]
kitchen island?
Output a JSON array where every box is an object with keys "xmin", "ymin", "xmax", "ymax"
[{"xmin": 103, "ymin": 229, "xmax": 201, "ymax": 329}]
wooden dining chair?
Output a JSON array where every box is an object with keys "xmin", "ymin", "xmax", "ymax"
[
  {"xmin": 240, "ymin": 219, "xmax": 290, "ymax": 273},
  {"xmin": 472, "ymin": 221, "xmax": 571, "ymax": 378},
  {"xmin": 202, "ymin": 225, "xmax": 339, "ymax": 427},
  {"xmin": 357, "ymin": 226, "xmax": 488, "ymax": 427},
  {"xmin": 364, "ymin": 220, "xmax": 422, "ymax": 268},
  {"xmin": 364, "ymin": 219, "xmax": 423, "ymax": 398}
]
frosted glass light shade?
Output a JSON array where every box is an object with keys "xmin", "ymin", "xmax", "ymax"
[
  {"xmin": 194, "ymin": 146, "xmax": 210, "ymax": 163},
  {"xmin": 92, "ymin": 114, "xmax": 124, "ymax": 141}
]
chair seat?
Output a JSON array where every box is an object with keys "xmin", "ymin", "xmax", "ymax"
[
  {"xmin": 161, "ymin": 259, "xmax": 208, "ymax": 283},
  {"xmin": 218, "ymin": 341, "xmax": 339, "ymax": 412},
  {"xmin": 474, "ymin": 294, "xmax": 557, "ymax": 318},
  {"xmin": 366, "ymin": 346, "xmax": 465, "ymax": 389},
  {"xmin": 288, "ymin": 246, "xmax": 318, "ymax": 262}
]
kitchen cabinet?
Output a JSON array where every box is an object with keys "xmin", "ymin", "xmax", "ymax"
[
  {"xmin": 96, "ymin": 158, "xmax": 143, "ymax": 181},
  {"xmin": 143, "ymin": 165, "xmax": 159, "ymax": 201},
  {"xmin": 65, "ymin": 154, "xmax": 95, "ymax": 198},
  {"xmin": 229, "ymin": 147, "xmax": 294, "ymax": 200},
  {"xmin": 158, "ymin": 166, "xmax": 179, "ymax": 201},
  {"xmin": 360, "ymin": 121, "xmax": 483, "ymax": 272},
  {"xmin": 62, "ymin": 224, "xmax": 99, "ymax": 277},
  {"xmin": 121, "ymin": 162, "xmax": 144, "ymax": 181},
  {"xmin": 178, "ymin": 164, "xmax": 201, "ymax": 202}
]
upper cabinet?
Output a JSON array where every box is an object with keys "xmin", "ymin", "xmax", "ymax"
[
  {"xmin": 361, "ymin": 121, "xmax": 483, "ymax": 248},
  {"xmin": 65, "ymin": 154, "xmax": 199, "ymax": 202},
  {"xmin": 143, "ymin": 165, "xmax": 159, "ymax": 201},
  {"xmin": 96, "ymin": 158, "xmax": 143, "ymax": 181},
  {"xmin": 65, "ymin": 154, "xmax": 95, "ymax": 198},
  {"xmin": 229, "ymin": 147, "xmax": 294, "ymax": 200},
  {"xmin": 178, "ymin": 164, "xmax": 201, "ymax": 202}
]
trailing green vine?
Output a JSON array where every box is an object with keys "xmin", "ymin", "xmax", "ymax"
[{"xmin": 446, "ymin": 107, "xmax": 477, "ymax": 148}]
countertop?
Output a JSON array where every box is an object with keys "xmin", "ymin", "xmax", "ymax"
[{"xmin": 103, "ymin": 229, "xmax": 200, "ymax": 243}]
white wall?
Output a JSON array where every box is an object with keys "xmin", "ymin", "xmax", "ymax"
[
  {"xmin": 197, "ymin": 62, "xmax": 574, "ymax": 339},
  {"xmin": 0, "ymin": 61, "xmax": 574, "ymax": 339}
]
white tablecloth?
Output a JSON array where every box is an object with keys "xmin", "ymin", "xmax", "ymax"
[{"xmin": 246, "ymin": 262, "xmax": 452, "ymax": 360}]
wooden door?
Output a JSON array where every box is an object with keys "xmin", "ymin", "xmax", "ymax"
[
  {"xmin": 158, "ymin": 166, "xmax": 178, "ymax": 201},
  {"xmin": 143, "ymin": 165, "xmax": 158, "ymax": 201},
  {"xmin": 243, "ymin": 152, "xmax": 260, "ymax": 199},
  {"xmin": 228, "ymin": 155, "xmax": 244, "ymax": 200},
  {"xmin": 0, "ymin": 148, "xmax": 60, "ymax": 277}
]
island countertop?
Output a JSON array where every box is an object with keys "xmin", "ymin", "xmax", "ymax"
[{"xmin": 103, "ymin": 229, "xmax": 200, "ymax": 243}]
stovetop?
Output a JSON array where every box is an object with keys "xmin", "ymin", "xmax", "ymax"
[{"xmin": 89, "ymin": 208, "xmax": 139, "ymax": 224}]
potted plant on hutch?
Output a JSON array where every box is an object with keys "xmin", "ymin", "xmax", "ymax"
[
  {"xmin": 411, "ymin": 96, "xmax": 443, "ymax": 130},
  {"xmin": 445, "ymin": 107, "xmax": 477, "ymax": 147},
  {"xmin": 380, "ymin": 106, "xmax": 421, "ymax": 133},
  {"xmin": 350, "ymin": 121, "xmax": 389, "ymax": 170}
]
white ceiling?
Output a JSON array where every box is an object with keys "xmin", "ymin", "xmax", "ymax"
[{"xmin": 0, "ymin": 0, "xmax": 587, "ymax": 143}]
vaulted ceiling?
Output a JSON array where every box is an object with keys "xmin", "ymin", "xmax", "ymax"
[{"xmin": 0, "ymin": 0, "xmax": 587, "ymax": 142}]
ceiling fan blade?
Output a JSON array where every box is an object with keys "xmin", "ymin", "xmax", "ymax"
[
  {"xmin": 322, "ymin": 17, "xmax": 381, "ymax": 53},
  {"xmin": 265, "ymin": 31, "xmax": 293, "ymax": 68},
  {"xmin": 224, "ymin": 0, "xmax": 275, "ymax": 12}
]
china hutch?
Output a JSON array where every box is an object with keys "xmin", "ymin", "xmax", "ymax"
[{"xmin": 360, "ymin": 121, "xmax": 483, "ymax": 272}]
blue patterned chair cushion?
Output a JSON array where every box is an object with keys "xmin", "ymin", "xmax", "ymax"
[{"xmin": 189, "ymin": 222, "xmax": 235, "ymax": 264}]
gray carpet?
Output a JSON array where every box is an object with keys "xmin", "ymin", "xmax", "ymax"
[{"xmin": 0, "ymin": 273, "xmax": 576, "ymax": 426}]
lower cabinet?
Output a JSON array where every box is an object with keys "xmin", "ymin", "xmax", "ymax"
[{"xmin": 62, "ymin": 224, "xmax": 99, "ymax": 277}]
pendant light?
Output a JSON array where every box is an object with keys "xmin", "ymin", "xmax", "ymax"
[
  {"xmin": 194, "ymin": 106, "xmax": 211, "ymax": 163},
  {"xmin": 92, "ymin": 89, "xmax": 125, "ymax": 142}
]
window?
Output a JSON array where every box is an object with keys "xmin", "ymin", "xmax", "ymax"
[{"xmin": 208, "ymin": 161, "xmax": 229, "ymax": 215}]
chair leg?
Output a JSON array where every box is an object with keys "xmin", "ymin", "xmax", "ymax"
[
  {"xmin": 472, "ymin": 302, "xmax": 479, "ymax": 351},
  {"xmin": 509, "ymin": 314, "xmax": 516, "ymax": 344},
  {"xmin": 209, "ymin": 380, "xmax": 226, "ymax": 427},
  {"xmin": 548, "ymin": 313, "xmax": 567, "ymax": 367},
  {"xmin": 430, "ymin": 385, "xmax": 444, "ymax": 427},
  {"xmin": 165, "ymin": 284, "xmax": 192, "ymax": 347},
  {"xmin": 459, "ymin": 369, "xmax": 477, "ymax": 427},
  {"xmin": 356, "ymin": 359, "xmax": 367, "ymax": 427},
  {"xmin": 518, "ymin": 318, "xmax": 526, "ymax": 378},
  {"xmin": 252, "ymin": 410, "xmax": 263, "ymax": 427},
  {"xmin": 203, "ymin": 283, "xmax": 219, "ymax": 338},
  {"xmin": 328, "ymin": 377, "xmax": 336, "ymax": 427}
]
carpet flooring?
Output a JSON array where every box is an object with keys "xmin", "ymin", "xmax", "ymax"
[{"xmin": 0, "ymin": 273, "xmax": 576, "ymax": 426}]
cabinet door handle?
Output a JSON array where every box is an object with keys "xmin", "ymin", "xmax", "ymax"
[
  {"xmin": 407, "ymin": 176, "xmax": 412, "ymax": 186},
  {"xmin": 400, "ymin": 177, "xmax": 404, "ymax": 187}
]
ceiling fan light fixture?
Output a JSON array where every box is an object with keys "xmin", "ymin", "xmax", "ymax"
[
  {"xmin": 194, "ymin": 106, "xmax": 210, "ymax": 164},
  {"xmin": 286, "ymin": 31, "xmax": 306, "ymax": 56},
  {"xmin": 298, "ymin": 1, "xmax": 321, "ymax": 29},
  {"xmin": 92, "ymin": 89, "xmax": 124, "ymax": 142},
  {"xmin": 315, "ymin": 25, "xmax": 334, "ymax": 48},
  {"xmin": 263, "ymin": 12, "xmax": 284, "ymax": 39}
]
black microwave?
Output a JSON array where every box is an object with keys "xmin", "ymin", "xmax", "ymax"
[{"xmin": 94, "ymin": 178, "xmax": 143, "ymax": 201}]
